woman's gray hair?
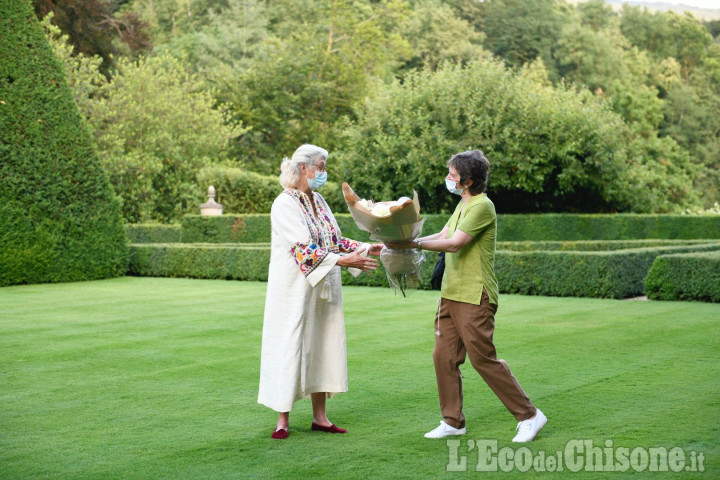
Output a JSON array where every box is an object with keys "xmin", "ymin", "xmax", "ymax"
[{"xmin": 279, "ymin": 144, "xmax": 329, "ymax": 189}]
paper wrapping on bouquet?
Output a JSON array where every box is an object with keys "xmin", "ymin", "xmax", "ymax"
[
  {"xmin": 342, "ymin": 183, "xmax": 424, "ymax": 242},
  {"xmin": 342, "ymin": 183, "xmax": 426, "ymax": 296}
]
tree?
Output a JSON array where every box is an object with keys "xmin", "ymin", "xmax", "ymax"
[
  {"xmin": 158, "ymin": 0, "xmax": 269, "ymax": 78},
  {"xmin": 226, "ymin": 0, "xmax": 411, "ymax": 173},
  {"xmin": 479, "ymin": 0, "xmax": 566, "ymax": 76},
  {"xmin": 620, "ymin": 7, "xmax": 713, "ymax": 83},
  {"xmin": 335, "ymin": 59, "xmax": 683, "ymax": 214},
  {"xmin": 662, "ymin": 70, "xmax": 720, "ymax": 207},
  {"xmin": 666, "ymin": 12, "xmax": 713, "ymax": 83},
  {"xmin": 33, "ymin": 0, "xmax": 151, "ymax": 68},
  {"xmin": 90, "ymin": 54, "xmax": 247, "ymax": 222},
  {"xmin": 127, "ymin": 0, "xmax": 224, "ymax": 46},
  {"xmin": 42, "ymin": 13, "xmax": 107, "ymax": 119},
  {"xmin": 0, "ymin": 0, "xmax": 127, "ymax": 286},
  {"xmin": 619, "ymin": 5, "xmax": 675, "ymax": 59},
  {"xmin": 577, "ymin": 0, "xmax": 615, "ymax": 32},
  {"xmin": 398, "ymin": 0, "xmax": 488, "ymax": 72}
]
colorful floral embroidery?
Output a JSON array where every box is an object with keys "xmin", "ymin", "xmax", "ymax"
[
  {"xmin": 284, "ymin": 189, "xmax": 361, "ymax": 276},
  {"xmin": 338, "ymin": 237, "xmax": 361, "ymax": 253},
  {"xmin": 290, "ymin": 242, "xmax": 328, "ymax": 276}
]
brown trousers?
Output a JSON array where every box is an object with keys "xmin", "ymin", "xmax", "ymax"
[{"xmin": 433, "ymin": 291, "xmax": 536, "ymax": 429}]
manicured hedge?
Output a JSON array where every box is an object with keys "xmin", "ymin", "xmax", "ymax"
[
  {"xmin": 128, "ymin": 244, "xmax": 271, "ymax": 280},
  {"xmin": 127, "ymin": 242, "xmax": 720, "ymax": 299},
  {"xmin": 0, "ymin": 1, "xmax": 127, "ymax": 286},
  {"xmin": 148, "ymin": 214, "xmax": 720, "ymax": 245},
  {"xmin": 497, "ymin": 239, "xmax": 713, "ymax": 251},
  {"xmin": 125, "ymin": 224, "xmax": 183, "ymax": 243},
  {"xmin": 127, "ymin": 242, "xmax": 436, "ymax": 288},
  {"xmin": 645, "ymin": 251, "xmax": 720, "ymax": 302},
  {"xmin": 497, "ymin": 243, "xmax": 720, "ymax": 299},
  {"xmin": 178, "ymin": 213, "xmax": 388, "ymax": 244},
  {"xmin": 498, "ymin": 214, "xmax": 720, "ymax": 240},
  {"xmin": 181, "ymin": 215, "xmax": 274, "ymax": 243}
]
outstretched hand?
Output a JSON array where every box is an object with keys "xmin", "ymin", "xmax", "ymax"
[
  {"xmin": 337, "ymin": 247, "xmax": 379, "ymax": 272},
  {"xmin": 368, "ymin": 243, "xmax": 384, "ymax": 256},
  {"xmin": 384, "ymin": 240, "xmax": 415, "ymax": 250}
]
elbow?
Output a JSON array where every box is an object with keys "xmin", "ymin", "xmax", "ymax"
[{"xmin": 446, "ymin": 244, "xmax": 461, "ymax": 253}]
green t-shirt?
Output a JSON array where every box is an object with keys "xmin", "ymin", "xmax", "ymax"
[{"xmin": 440, "ymin": 193, "xmax": 499, "ymax": 306}]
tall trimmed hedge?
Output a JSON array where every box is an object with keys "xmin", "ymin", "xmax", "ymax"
[
  {"xmin": 498, "ymin": 214, "xmax": 720, "ymax": 240},
  {"xmin": 0, "ymin": 0, "xmax": 127, "ymax": 286},
  {"xmin": 170, "ymin": 214, "xmax": 720, "ymax": 244},
  {"xmin": 125, "ymin": 224, "xmax": 183, "ymax": 244}
]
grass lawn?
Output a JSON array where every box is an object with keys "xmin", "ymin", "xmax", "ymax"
[{"xmin": 1, "ymin": 277, "xmax": 718, "ymax": 479}]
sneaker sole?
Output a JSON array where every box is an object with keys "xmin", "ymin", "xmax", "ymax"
[{"xmin": 424, "ymin": 429, "xmax": 467, "ymax": 439}]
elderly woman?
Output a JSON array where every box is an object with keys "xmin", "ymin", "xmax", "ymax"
[
  {"xmin": 258, "ymin": 144, "xmax": 382, "ymax": 440},
  {"xmin": 390, "ymin": 150, "xmax": 547, "ymax": 442}
]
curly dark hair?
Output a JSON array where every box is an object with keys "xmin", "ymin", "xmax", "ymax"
[{"xmin": 447, "ymin": 150, "xmax": 490, "ymax": 195}]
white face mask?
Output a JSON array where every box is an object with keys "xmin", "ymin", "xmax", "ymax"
[{"xmin": 445, "ymin": 179, "xmax": 463, "ymax": 196}]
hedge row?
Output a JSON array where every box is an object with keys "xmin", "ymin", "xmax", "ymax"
[
  {"xmin": 497, "ymin": 214, "xmax": 720, "ymax": 240},
  {"xmin": 497, "ymin": 239, "xmax": 712, "ymax": 251},
  {"xmin": 124, "ymin": 221, "xmax": 714, "ymax": 255},
  {"xmin": 125, "ymin": 224, "xmax": 183, "ymax": 244},
  {"xmin": 164, "ymin": 214, "xmax": 720, "ymax": 244},
  {"xmin": 177, "ymin": 214, "xmax": 375, "ymax": 244},
  {"xmin": 497, "ymin": 243, "xmax": 720, "ymax": 299},
  {"xmin": 126, "ymin": 242, "xmax": 428, "ymax": 286},
  {"xmin": 645, "ymin": 251, "xmax": 720, "ymax": 302},
  {"xmin": 127, "ymin": 244, "xmax": 272, "ymax": 281},
  {"xmin": 127, "ymin": 242, "xmax": 720, "ymax": 299}
]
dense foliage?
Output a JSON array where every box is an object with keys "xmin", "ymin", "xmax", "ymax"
[
  {"xmin": 34, "ymin": 0, "xmax": 720, "ymax": 220},
  {"xmin": 337, "ymin": 59, "xmax": 679, "ymax": 214},
  {"xmin": 0, "ymin": 0, "xmax": 127, "ymax": 286}
]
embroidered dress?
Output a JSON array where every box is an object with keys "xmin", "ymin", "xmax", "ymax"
[{"xmin": 258, "ymin": 189, "xmax": 368, "ymax": 412}]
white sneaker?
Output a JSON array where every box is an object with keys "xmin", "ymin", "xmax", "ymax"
[
  {"xmin": 512, "ymin": 409, "xmax": 547, "ymax": 442},
  {"xmin": 424, "ymin": 421, "xmax": 467, "ymax": 439}
]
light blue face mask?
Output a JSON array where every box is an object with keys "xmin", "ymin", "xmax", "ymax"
[
  {"xmin": 445, "ymin": 179, "xmax": 463, "ymax": 196},
  {"xmin": 308, "ymin": 170, "xmax": 327, "ymax": 190}
]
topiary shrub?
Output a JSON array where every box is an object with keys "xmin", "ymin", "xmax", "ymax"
[{"xmin": 0, "ymin": 0, "xmax": 127, "ymax": 286}]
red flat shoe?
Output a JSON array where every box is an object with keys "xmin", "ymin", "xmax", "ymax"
[
  {"xmin": 311, "ymin": 422, "xmax": 347, "ymax": 434},
  {"xmin": 271, "ymin": 428, "xmax": 289, "ymax": 439}
]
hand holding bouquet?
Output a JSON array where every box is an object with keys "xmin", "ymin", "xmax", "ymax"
[{"xmin": 342, "ymin": 183, "xmax": 425, "ymax": 296}]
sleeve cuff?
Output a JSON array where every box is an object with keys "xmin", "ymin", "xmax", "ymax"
[{"xmin": 306, "ymin": 252, "xmax": 340, "ymax": 287}]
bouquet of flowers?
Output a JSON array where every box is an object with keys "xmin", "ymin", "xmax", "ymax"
[{"xmin": 342, "ymin": 183, "xmax": 425, "ymax": 296}]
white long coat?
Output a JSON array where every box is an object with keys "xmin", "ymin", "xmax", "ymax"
[{"xmin": 258, "ymin": 189, "xmax": 366, "ymax": 412}]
